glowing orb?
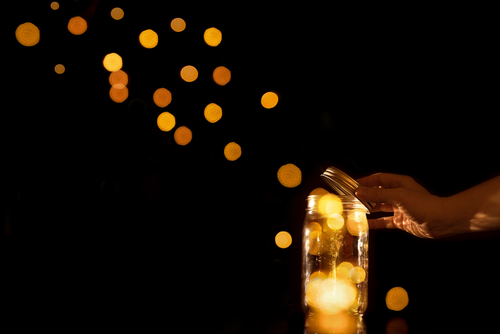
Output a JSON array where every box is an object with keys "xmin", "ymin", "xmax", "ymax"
[
  {"xmin": 180, "ymin": 65, "xmax": 198, "ymax": 82},
  {"xmin": 171, "ymin": 18, "xmax": 186, "ymax": 32},
  {"xmin": 174, "ymin": 126, "xmax": 192, "ymax": 146},
  {"xmin": 157, "ymin": 112, "xmax": 176, "ymax": 132},
  {"xmin": 204, "ymin": 27, "xmax": 222, "ymax": 47},
  {"xmin": 204, "ymin": 103, "xmax": 222, "ymax": 123},
  {"xmin": 277, "ymin": 163, "xmax": 301, "ymax": 188},
  {"xmin": 275, "ymin": 231, "xmax": 292, "ymax": 249},
  {"xmin": 139, "ymin": 29, "xmax": 158, "ymax": 48},
  {"xmin": 153, "ymin": 88, "xmax": 172, "ymax": 108},
  {"xmin": 224, "ymin": 142, "xmax": 241, "ymax": 161},
  {"xmin": 261, "ymin": 92, "xmax": 279, "ymax": 109},
  {"xmin": 386, "ymin": 287, "xmax": 409, "ymax": 311},
  {"xmin": 103, "ymin": 53, "xmax": 123, "ymax": 72},
  {"xmin": 68, "ymin": 16, "xmax": 87, "ymax": 35},
  {"xmin": 15, "ymin": 22, "xmax": 40, "ymax": 47}
]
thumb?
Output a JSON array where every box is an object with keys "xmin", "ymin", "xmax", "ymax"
[{"xmin": 355, "ymin": 186, "xmax": 404, "ymax": 206}]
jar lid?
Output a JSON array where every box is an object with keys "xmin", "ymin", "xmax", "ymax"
[{"xmin": 321, "ymin": 166, "xmax": 374, "ymax": 213}]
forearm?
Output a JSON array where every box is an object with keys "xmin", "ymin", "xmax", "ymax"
[{"xmin": 444, "ymin": 175, "xmax": 500, "ymax": 234}]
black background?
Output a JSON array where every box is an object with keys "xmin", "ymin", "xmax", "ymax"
[{"xmin": 4, "ymin": 1, "xmax": 500, "ymax": 332}]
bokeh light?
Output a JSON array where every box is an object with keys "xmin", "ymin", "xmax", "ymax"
[
  {"xmin": 109, "ymin": 70, "xmax": 128, "ymax": 89},
  {"xmin": 386, "ymin": 287, "xmax": 409, "ymax": 311},
  {"xmin": 318, "ymin": 194, "xmax": 343, "ymax": 216},
  {"xmin": 171, "ymin": 18, "xmax": 186, "ymax": 32},
  {"xmin": 180, "ymin": 65, "xmax": 198, "ymax": 82},
  {"xmin": 111, "ymin": 7, "xmax": 124, "ymax": 20},
  {"xmin": 309, "ymin": 188, "xmax": 330, "ymax": 196},
  {"xmin": 109, "ymin": 86, "xmax": 128, "ymax": 103},
  {"xmin": 306, "ymin": 222, "xmax": 324, "ymax": 256},
  {"xmin": 204, "ymin": 27, "xmax": 222, "ymax": 47},
  {"xmin": 305, "ymin": 311, "xmax": 357, "ymax": 334},
  {"xmin": 213, "ymin": 66, "xmax": 231, "ymax": 86},
  {"xmin": 326, "ymin": 213, "xmax": 344, "ymax": 231},
  {"xmin": 204, "ymin": 103, "xmax": 222, "ymax": 123},
  {"xmin": 277, "ymin": 163, "xmax": 301, "ymax": 188},
  {"xmin": 261, "ymin": 92, "xmax": 279, "ymax": 109},
  {"xmin": 349, "ymin": 267, "xmax": 366, "ymax": 284},
  {"xmin": 346, "ymin": 211, "xmax": 369, "ymax": 236},
  {"xmin": 68, "ymin": 16, "xmax": 87, "ymax": 35},
  {"xmin": 275, "ymin": 231, "xmax": 292, "ymax": 249},
  {"xmin": 54, "ymin": 64, "xmax": 65, "ymax": 74},
  {"xmin": 50, "ymin": 2, "xmax": 59, "ymax": 10},
  {"xmin": 224, "ymin": 142, "xmax": 241, "ymax": 161},
  {"xmin": 386, "ymin": 317, "xmax": 409, "ymax": 334},
  {"xmin": 103, "ymin": 53, "xmax": 123, "ymax": 72},
  {"xmin": 174, "ymin": 126, "xmax": 192, "ymax": 146},
  {"xmin": 336, "ymin": 262, "xmax": 354, "ymax": 280},
  {"xmin": 15, "ymin": 22, "xmax": 40, "ymax": 47},
  {"xmin": 310, "ymin": 278, "xmax": 357, "ymax": 315},
  {"xmin": 153, "ymin": 88, "xmax": 172, "ymax": 108},
  {"xmin": 157, "ymin": 112, "xmax": 176, "ymax": 132},
  {"xmin": 139, "ymin": 29, "xmax": 158, "ymax": 48}
]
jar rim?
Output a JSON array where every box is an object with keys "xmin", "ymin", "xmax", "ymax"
[{"xmin": 306, "ymin": 194, "xmax": 369, "ymax": 212}]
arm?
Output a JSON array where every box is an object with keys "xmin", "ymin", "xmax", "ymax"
[
  {"xmin": 355, "ymin": 173, "xmax": 500, "ymax": 238},
  {"xmin": 444, "ymin": 174, "xmax": 500, "ymax": 233}
]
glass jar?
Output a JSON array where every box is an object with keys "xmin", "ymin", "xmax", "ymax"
[{"xmin": 301, "ymin": 194, "xmax": 369, "ymax": 317}]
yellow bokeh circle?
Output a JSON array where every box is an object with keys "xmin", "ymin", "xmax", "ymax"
[
  {"xmin": 336, "ymin": 262, "xmax": 354, "ymax": 280},
  {"xmin": 309, "ymin": 188, "xmax": 330, "ymax": 196},
  {"xmin": 275, "ymin": 231, "xmax": 292, "ymax": 249},
  {"xmin": 261, "ymin": 92, "xmax": 279, "ymax": 109},
  {"xmin": 346, "ymin": 211, "xmax": 368, "ymax": 236},
  {"xmin": 318, "ymin": 194, "xmax": 343, "ymax": 216},
  {"xmin": 386, "ymin": 287, "xmax": 409, "ymax": 311},
  {"xmin": 103, "ymin": 53, "xmax": 123, "ymax": 72},
  {"xmin": 139, "ymin": 29, "xmax": 158, "ymax": 48},
  {"xmin": 349, "ymin": 267, "xmax": 366, "ymax": 284},
  {"xmin": 204, "ymin": 27, "xmax": 222, "ymax": 47},
  {"xmin": 180, "ymin": 65, "xmax": 198, "ymax": 82},
  {"xmin": 326, "ymin": 213, "xmax": 344, "ymax": 231},
  {"xmin": 224, "ymin": 142, "xmax": 241, "ymax": 161},
  {"xmin": 204, "ymin": 103, "xmax": 222, "ymax": 123},
  {"xmin": 277, "ymin": 163, "xmax": 301, "ymax": 188},
  {"xmin": 157, "ymin": 112, "xmax": 176, "ymax": 132},
  {"xmin": 15, "ymin": 22, "xmax": 40, "ymax": 47}
]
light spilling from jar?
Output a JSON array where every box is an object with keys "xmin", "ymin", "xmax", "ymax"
[{"xmin": 303, "ymin": 192, "xmax": 369, "ymax": 316}]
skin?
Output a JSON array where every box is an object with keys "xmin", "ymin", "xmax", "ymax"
[{"xmin": 355, "ymin": 173, "xmax": 500, "ymax": 239}]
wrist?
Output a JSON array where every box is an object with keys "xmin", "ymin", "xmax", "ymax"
[{"xmin": 437, "ymin": 194, "xmax": 474, "ymax": 236}]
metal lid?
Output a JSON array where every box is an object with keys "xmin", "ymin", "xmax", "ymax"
[{"xmin": 321, "ymin": 166, "xmax": 374, "ymax": 213}]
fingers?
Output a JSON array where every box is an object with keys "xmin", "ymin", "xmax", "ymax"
[
  {"xmin": 371, "ymin": 202, "xmax": 395, "ymax": 213},
  {"xmin": 356, "ymin": 173, "xmax": 408, "ymax": 189},
  {"xmin": 368, "ymin": 216, "xmax": 397, "ymax": 229},
  {"xmin": 356, "ymin": 173, "xmax": 426, "ymax": 193},
  {"xmin": 355, "ymin": 186, "xmax": 405, "ymax": 207}
]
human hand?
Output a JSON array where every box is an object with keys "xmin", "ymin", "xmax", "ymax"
[{"xmin": 355, "ymin": 173, "xmax": 454, "ymax": 239}]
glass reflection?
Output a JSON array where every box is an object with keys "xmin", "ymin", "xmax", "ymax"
[{"xmin": 304, "ymin": 311, "xmax": 366, "ymax": 334}]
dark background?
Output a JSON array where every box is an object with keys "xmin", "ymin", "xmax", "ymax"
[{"xmin": 3, "ymin": 1, "xmax": 500, "ymax": 332}]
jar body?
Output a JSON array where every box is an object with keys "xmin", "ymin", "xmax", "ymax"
[{"xmin": 301, "ymin": 195, "xmax": 369, "ymax": 316}]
